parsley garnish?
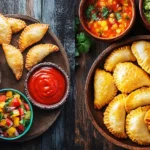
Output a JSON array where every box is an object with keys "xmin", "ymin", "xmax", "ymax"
[
  {"xmin": 115, "ymin": 12, "xmax": 122, "ymax": 20},
  {"xmin": 91, "ymin": 13, "xmax": 99, "ymax": 21},
  {"xmin": 102, "ymin": 7, "xmax": 109, "ymax": 19},
  {"xmin": 86, "ymin": 5, "xmax": 94, "ymax": 19}
]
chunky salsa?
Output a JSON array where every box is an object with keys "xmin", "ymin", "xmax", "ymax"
[
  {"xmin": 0, "ymin": 91, "xmax": 31, "ymax": 138},
  {"xmin": 84, "ymin": 0, "xmax": 133, "ymax": 38},
  {"xmin": 143, "ymin": 0, "xmax": 150, "ymax": 22},
  {"xmin": 27, "ymin": 67, "xmax": 66, "ymax": 105}
]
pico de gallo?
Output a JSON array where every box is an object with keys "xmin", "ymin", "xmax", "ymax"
[
  {"xmin": 0, "ymin": 91, "xmax": 31, "ymax": 138},
  {"xmin": 84, "ymin": 0, "xmax": 133, "ymax": 38}
]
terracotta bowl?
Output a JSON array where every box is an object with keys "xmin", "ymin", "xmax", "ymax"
[
  {"xmin": 25, "ymin": 62, "xmax": 70, "ymax": 110},
  {"xmin": 79, "ymin": 0, "xmax": 136, "ymax": 42},
  {"xmin": 139, "ymin": 0, "xmax": 150, "ymax": 31},
  {"xmin": 85, "ymin": 35, "xmax": 150, "ymax": 149}
]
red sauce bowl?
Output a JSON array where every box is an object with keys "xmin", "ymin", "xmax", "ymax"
[
  {"xmin": 79, "ymin": 0, "xmax": 136, "ymax": 42},
  {"xmin": 25, "ymin": 62, "xmax": 70, "ymax": 110}
]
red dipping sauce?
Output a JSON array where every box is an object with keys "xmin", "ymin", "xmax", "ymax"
[{"xmin": 27, "ymin": 67, "xmax": 66, "ymax": 105}]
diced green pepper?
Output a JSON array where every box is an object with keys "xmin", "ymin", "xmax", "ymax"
[{"xmin": 24, "ymin": 111, "xmax": 31, "ymax": 120}]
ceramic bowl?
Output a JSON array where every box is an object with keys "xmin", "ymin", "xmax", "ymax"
[
  {"xmin": 79, "ymin": 0, "xmax": 136, "ymax": 42},
  {"xmin": 25, "ymin": 62, "xmax": 70, "ymax": 110},
  {"xmin": 0, "ymin": 88, "xmax": 33, "ymax": 141}
]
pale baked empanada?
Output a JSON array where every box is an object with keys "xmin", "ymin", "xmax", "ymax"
[
  {"xmin": 25, "ymin": 44, "xmax": 59, "ymax": 71},
  {"xmin": 0, "ymin": 14, "xmax": 12, "ymax": 44},
  {"xmin": 19, "ymin": 23, "xmax": 49, "ymax": 52},
  {"xmin": 94, "ymin": 69, "xmax": 117, "ymax": 109},
  {"xmin": 126, "ymin": 106, "xmax": 150, "ymax": 145},
  {"xmin": 125, "ymin": 87, "xmax": 150, "ymax": 113},
  {"xmin": 7, "ymin": 17, "xmax": 26, "ymax": 33},
  {"xmin": 144, "ymin": 109, "xmax": 150, "ymax": 131},
  {"xmin": 2, "ymin": 44, "xmax": 23, "ymax": 80},
  {"xmin": 104, "ymin": 94, "xmax": 127, "ymax": 138},
  {"xmin": 104, "ymin": 46, "xmax": 136, "ymax": 72},
  {"xmin": 132, "ymin": 41, "xmax": 150, "ymax": 74},
  {"xmin": 113, "ymin": 62, "xmax": 150, "ymax": 93}
]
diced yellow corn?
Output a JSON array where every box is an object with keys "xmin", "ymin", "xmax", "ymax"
[
  {"xmin": 111, "ymin": 24, "xmax": 118, "ymax": 30},
  {"xmin": 11, "ymin": 110, "xmax": 20, "ymax": 118},
  {"xmin": 118, "ymin": 19, "xmax": 122, "ymax": 23},
  {"xmin": 109, "ymin": 13, "xmax": 115, "ymax": 18},
  {"xmin": 6, "ymin": 91, "xmax": 13, "ymax": 98},
  {"xmin": 13, "ymin": 117, "xmax": 20, "ymax": 127},
  {"xmin": 116, "ymin": 29, "xmax": 121, "ymax": 34},
  {"xmin": 104, "ymin": 26, "xmax": 108, "ymax": 31},
  {"xmin": 14, "ymin": 94, "xmax": 20, "ymax": 98},
  {"xmin": 101, "ymin": 21, "xmax": 107, "ymax": 27},
  {"xmin": 109, "ymin": 18, "xmax": 114, "ymax": 24},
  {"xmin": 0, "ymin": 119, "xmax": 6, "ymax": 126},
  {"xmin": 0, "ymin": 102, "xmax": 5, "ymax": 109},
  {"xmin": 6, "ymin": 127, "xmax": 16, "ymax": 137}
]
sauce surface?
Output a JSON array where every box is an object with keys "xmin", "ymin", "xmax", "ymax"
[
  {"xmin": 84, "ymin": 0, "xmax": 133, "ymax": 38},
  {"xmin": 27, "ymin": 67, "xmax": 66, "ymax": 105}
]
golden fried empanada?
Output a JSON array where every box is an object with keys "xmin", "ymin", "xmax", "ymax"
[
  {"xmin": 7, "ymin": 17, "xmax": 26, "ymax": 33},
  {"xmin": 113, "ymin": 62, "xmax": 150, "ymax": 93},
  {"xmin": 104, "ymin": 94, "xmax": 127, "ymax": 138},
  {"xmin": 94, "ymin": 69, "xmax": 117, "ymax": 109},
  {"xmin": 0, "ymin": 14, "xmax": 12, "ymax": 44},
  {"xmin": 126, "ymin": 106, "xmax": 150, "ymax": 145},
  {"xmin": 125, "ymin": 87, "xmax": 150, "ymax": 113},
  {"xmin": 104, "ymin": 46, "xmax": 136, "ymax": 72},
  {"xmin": 144, "ymin": 109, "xmax": 150, "ymax": 131},
  {"xmin": 132, "ymin": 41, "xmax": 150, "ymax": 74},
  {"xmin": 25, "ymin": 44, "xmax": 59, "ymax": 71},
  {"xmin": 2, "ymin": 44, "xmax": 23, "ymax": 80},
  {"xmin": 19, "ymin": 23, "xmax": 49, "ymax": 52}
]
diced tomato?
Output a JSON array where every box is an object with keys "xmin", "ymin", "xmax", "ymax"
[
  {"xmin": 6, "ymin": 118, "xmax": 13, "ymax": 127},
  {"xmin": 18, "ymin": 124, "xmax": 24, "ymax": 132},
  {"xmin": 24, "ymin": 103, "xmax": 30, "ymax": 111},
  {"xmin": 11, "ymin": 98, "xmax": 21, "ymax": 107},
  {"xmin": 0, "ymin": 95, "xmax": 6, "ymax": 102},
  {"xmin": 18, "ymin": 108, "xmax": 24, "ymax": 116}
]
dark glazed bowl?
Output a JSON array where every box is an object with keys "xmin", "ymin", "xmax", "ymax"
[
  {"xmin": 79, "ymin": 0, "xmax": 136, "ymax": 42},
  {"xmin": 85, "ymin": 35, "xmax": 150, "ymax": 149},
  {"xmin": 139, "ymin": 0, "xmax": 150, "ymax": 31},
  {"xmin": 25, "ymin": 62, "xmax": 70, "ymax": 110}
]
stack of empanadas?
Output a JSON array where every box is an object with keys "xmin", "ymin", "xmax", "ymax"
[
  {"xmin": 0, "ymin": 14, "xmax": 59, "ymax": 80},
  {"xmin": 94, "ymin": 41, "xmax": 150, "ymax": 145}
]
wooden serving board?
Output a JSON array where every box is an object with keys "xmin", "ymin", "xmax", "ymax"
[{"xmin": 0, "ymin": 14, "xmax": 70, "ymax": 142}]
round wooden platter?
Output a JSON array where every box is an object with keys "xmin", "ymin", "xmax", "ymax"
[
  {"xmin": 0, "ymin": 14, "xmax": 70, "ymax": 142},
  {"xmin": 85, "ymin": 35, "xmax": 150, "ymax": 150}
]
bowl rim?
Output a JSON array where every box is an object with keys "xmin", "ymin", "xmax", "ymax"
[
  {"xmin": 79, "ymin": 0, "xmax": 136, "ymax": 41},
  {"xmin": 139, "ymin": 0, "xmax": 150, "ymax": 28},
  {"xmin": 85, "ymin": 35, "xmax": 150, "ymax": 149},
  {"xmin": 0, "ymin": 88, "xmax": 33, "ymax": 141},
  {"xmin": 25, "ymin": 62, "xmax": 70, "ymax": 110}
]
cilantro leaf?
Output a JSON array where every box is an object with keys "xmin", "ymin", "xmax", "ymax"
[
  {"xmin": 115, "ymin": 12, "xmax": 122, "ymax": 20},
  {"xmin": 102, "ymin": 7, "xmax": 109, "ymax": 19},
  {"xmin": 75, "ymin": 16, "xmax": 80, "ymax": 33},
  {"xmin": 75, "ymin": 48, "xmax": 80, "ymax": 57},
  {"xmin": 86, "ymin": 5, "xmax": 94, "ymax": 19},
  {"xmin": 76, "ymin": 32, "xmax": 92, "ymax": 54},
  {"xmin": 91, "ymin": 13, "xmax": 99, "ymax": 21}
]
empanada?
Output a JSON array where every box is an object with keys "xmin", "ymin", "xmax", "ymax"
[
  {"xmin": 19, "ymin": 23, "xmax": 49, "ymax": 52},
  {"xmin": 144, "ymin": 109, "xmax": 150, "ymax": 131},
  {"xmin": 0, "ymin": 14, "xmax": 12, "ymax": 44},
  {"xmin": 25, "ymin": 44, "xmax": 59, "ymax": 71},
  {"xmin": 94, "ymin": 69, "xmax": 117, "ymax": 109},
  {"xmin": 125, "ymin": 87, "xmax": 150, "ymax": 113},
  {"xmin": 7, "ymin": 17, "xmax": 26, "ymax": 33},
  {"xmin": 104, "ymin": 46, "xmax": 136, "ymax": 72},
  {"xmin": 2, "ymin": 44, "xmax": 23, "ymax": 80},
  {"xmin": 132, "ymin": 41, "xmax": 150, "ymax": 74},
  {"xmin": 126, "ymin": 106, "xmax": 150, "ymax": 145},
  {"xmin": 104, "ymin": 94, "xmax": 127, "ymax": 138},
  {"xmin": 113, "ymin": 62, "xmax": 150, "ymax": 93}
]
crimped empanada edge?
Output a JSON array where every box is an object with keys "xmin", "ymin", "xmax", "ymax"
[
  {"xmin": 104, "ymin": 94, "xmax": 127, "ymax": 138},
  {"xmin": 104, "ymin": 46, "xmax": 136, "ymax": 72},
  {"xmin": 94, "ymin": 69, "xmax": 118, "ymax": 109},
  {"xmin": 19, "ymin": 23, "xmax": 49, "ymax": 52},
  {"xmin": 126, "ymin": 106, "xmax": 150, "ymax": 145}
]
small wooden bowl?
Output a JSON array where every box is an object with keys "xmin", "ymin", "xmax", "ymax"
[
  {"xmin": 139, "ymin": 0, "xmax": 150, "ymax": 31},
  {"xmin": 79, "ymin": 0, "xmax": 136, "ymax": 42},
  {"xmin": 85, "ymin": 35, "xmax": 150, "ymax": 149},
  {"xmin": 25, "ymin": 62, "xmax": 70, "ymax": 110}
]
